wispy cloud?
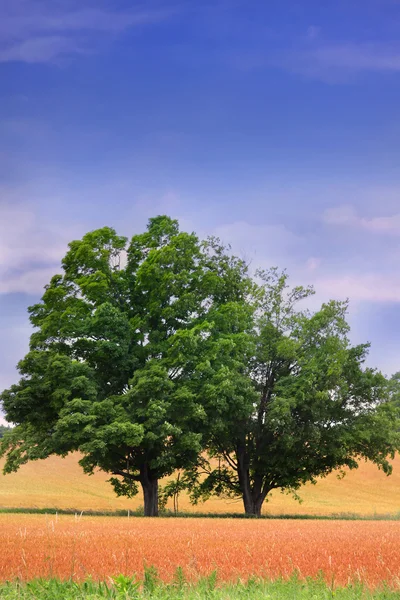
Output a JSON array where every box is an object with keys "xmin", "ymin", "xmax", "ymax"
[
  {"xmin": 275, "ymin": 40, "xmax": 400, "ymax": 83},
  {"xmin": 315, "ymin": 274, "xmax": 400, "ymax": 303},
  {"xmin": 0, "ymin": 36, "xmax": 85, "ymax": 64},
  {"xmin": 210, "ymin": 220, "xmax": 304, "ymax": 271},
  {"xmin": 0, "ymin": 199, "xmax": 81, "ymax": 294},
  {"xmin": 323, "ymin": 205, "xmax": 400, "ymax": 235},
  {"xmin": 209, "ymin": 219, "xmax": 400, "ymax": 314},
  {"xmin": 0, "ymin": 0, "xmax": 173, "ymax": 63},
  {"xmin": 307, "ymin": 42, "xmax": 400, "ymax": 72}
]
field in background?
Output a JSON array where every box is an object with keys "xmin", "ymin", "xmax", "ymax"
[
  {"xmin": 1, "ymin": 515, "xmax": 400, "ymax": 587},
  {"xmin": 0, "ymin": 453, "xmax": 399, "ymax": 515}
]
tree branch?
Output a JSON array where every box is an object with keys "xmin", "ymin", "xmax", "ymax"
[
  {"xmin": 112, "ymin": 469, "xmax": 141, "ymax": 482},
  {"xmin": 222, "ymin": 451, "xmax": 238, "ymax": 470}
]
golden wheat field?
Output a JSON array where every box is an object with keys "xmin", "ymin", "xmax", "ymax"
[
  {"xmin": 1, "ymin": 515, "xmax": 400, "ymax": 587},
  {"xmin": 1, "ymin": 453, "xmax": 400, "ymax": 515}
]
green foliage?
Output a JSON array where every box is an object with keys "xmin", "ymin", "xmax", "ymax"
[
  {"xmin": 388, "ymin": 373, "xmax": 400, "ymax": 410},
  {"xmin": 158, "ymin": 472, "xmax": 189, "ymax": 513},
  {"xmin": 186, "ymin": 268, "xmax": 400, "ymax": 515},
  {"xmin": 143, "ymin": 565, "xmax": 160, "ymax": 595},
  {"xmin": 0, "ymin": 217, "xmax": 249, "ymax": 516},
  {"xmin": 113, "ymin": 574, "xmax": 140, "ymax": 598},
  {"xmin": 0, "ymin": 216, "xmax": 398, "ymax": 518},
  {"xmin": 0, "ymin": 574, "xmax": 397, "ymax": 599}
]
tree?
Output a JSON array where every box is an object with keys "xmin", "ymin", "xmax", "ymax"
[
  {"xmin": 186, "ymin": 269, "xmax": 400, "ymax": 516},
  {"xmin": 0, "ymin": 425, "xmax": 12, "ymax": 439},
  {"xmin": 159, "ymin": 472, "xmax": 188, "ymax": 514},
  {"xmin": 4, "ymin": 223, "xmax": 395, "ymax": 519},
  {"xmin": 0, "ymin": 216, "xmax": 234, "ymax": 516}
]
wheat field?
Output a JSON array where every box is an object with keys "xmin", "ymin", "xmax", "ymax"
[{"xmin": 2, "ymin": 514, "xmax": 400, "ymax": 586}]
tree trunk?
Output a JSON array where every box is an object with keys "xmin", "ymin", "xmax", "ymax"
[
  {"xmin": 236, "ymin": 444, "xmax": 267, "ymax": 517},
  {"xmin": 140, "ymin": 464, "xmax": 158, "ymax": 517},
  {"xmin": 240, "ymin": 471, "xmax": 264, "ymax": 517},
  {"xmin": 242, "ymin": 490, "xmax": 264, "ymax": 517}
]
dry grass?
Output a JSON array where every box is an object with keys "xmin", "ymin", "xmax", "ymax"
[
  {"xmin": 1, "ymin": 453, "xmax": 400, "ymax": 516},
  {"xmin": 1, "ymin": 514, "xmax": 400, "ymax": 587}
]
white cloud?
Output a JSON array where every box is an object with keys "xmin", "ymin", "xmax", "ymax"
[
  {"xmin": 314, "ymin": 274, "xmax": 400, "ymax": 303},
  {"xmin": 0, "ymin": 204, "xmax": 70, "ymax": 266},
  {"xmin": 0, "ymin": 268, "xmax": 60, "ymax": 295},
  {"xmin": 0, "ymin": 0, "xmax": 172, "ymax": 63},
  {"xmin": 211, "ymin": 221, "xmax": 303, "ymax": 270},
  {"xmin": 195, "ymin": 218, "xmax": 400, "ymax": 306},
  {"xmin": 363, "ymin": 214, "xmax": 400, "ymax": 234},
  {"xmin": 323, "ymin": 205, "xmax": 400, "ymax": 235},
  {"xmin": 0, "ymin": 35, "xmax": 84, "ymax": 64},
  {"xmin": 323, "ymin": 205, "xmax": 358, "ymax": 225},
  {"xmin": 272, "ymin": 40, "xmax": 400, "ymax": 83},
  {"xmin": 0, "ymin": 201, "xmax": 80, "ymax": 295},
  {"xmin": 307, "ymin": 42, "xmax": 400, "ymax": 73}
]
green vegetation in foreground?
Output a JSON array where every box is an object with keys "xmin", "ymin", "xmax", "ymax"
[
  {"xmin": 1, "ymin": 507, "xmax": 400, "ymax": 520},
  {"xmin": 0, "ymin": 573, "xmax": 399, "ymax": 600}
]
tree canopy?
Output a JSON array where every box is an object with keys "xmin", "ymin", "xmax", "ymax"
[
  {"xmin": 184, "ymin": 269, "xmax": 400, "ymax": 515},
  {"xmin": 1, "ymin": 218, "xmax": 399, "ymax": 517},
  {"xmin": 0, "ymin": 216, "xmax": 247, "ymax": 516}
]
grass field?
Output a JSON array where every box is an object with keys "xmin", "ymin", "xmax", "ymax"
[
  {"xmin": 1, "ymin": 514, "xmax": 400, "ymax": 588},
  {"xmin": 2, "ymin": 577, "xmax": 400, "ymax": 599},
  {"xmin": 1, "ymin": 453, "xmax": 400, "ymax": 516}
]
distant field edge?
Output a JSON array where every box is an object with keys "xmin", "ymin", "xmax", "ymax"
[
  {"xmin": 1, "ymin": 507, "xmax": 400, "ymax": 520},
  {"xmin": 0, "ymin": 574, "xmax": 399, "ymax": 599}
]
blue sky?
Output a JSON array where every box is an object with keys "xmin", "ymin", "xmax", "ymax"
[{"xmin": 1, "ymin": 0, "xmax": 400, "ymax": 419}]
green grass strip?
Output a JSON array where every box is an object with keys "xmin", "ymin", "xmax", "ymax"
[
  {"xmin": 0, "ymin": 572, "xmax": 399, "ymax": 599},
  {"xmin": 0, "ymin": 507, "xmax": 400, "ymax": 520}
]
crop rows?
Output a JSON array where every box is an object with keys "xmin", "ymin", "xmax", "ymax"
[{"xmin": 0, "ymin": 515, "xmax": 399, "ymax": 588}]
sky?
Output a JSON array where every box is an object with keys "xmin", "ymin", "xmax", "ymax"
[{"xmin": 1, "ymin": 0, "xmax": 400, "ymax": 421}]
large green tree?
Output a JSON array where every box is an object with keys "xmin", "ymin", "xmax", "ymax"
[
  {"xmin": 1, "ymin": 216, "xmax": 245, "ymax": 516},
  {"xmin": 186, "ymin": 269, "xmax": 400, "ymax": 516}
]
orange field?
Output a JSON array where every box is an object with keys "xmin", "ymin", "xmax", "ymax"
[
  {"xmin": 1, "ymin": 452, "xmax": 400, "ymax": 515},
  {"xmin": 1, "ymin": 514, "xmax": 400, "ymax": 588}
]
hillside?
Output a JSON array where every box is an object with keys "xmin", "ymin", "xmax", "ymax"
[{"xmin": 0, "ymin": 453, "xmax": 399, "ymax": 515}]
